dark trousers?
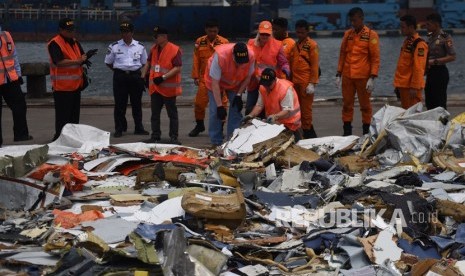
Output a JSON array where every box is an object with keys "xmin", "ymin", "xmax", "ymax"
[
  {"xmin": 425, "ymin": 65, "xmax": 449, "ymax": 110},
  {"xmin": 53, "ymin": 90, "xmax": 81, "ymax": 139},
  {"xmin": 113, "ymin": 70, "xmax": 145, "ymax": 133},
  {"xmin": 0, "ymin": 80, "xmax": 29, "ymax": 145},
  {"xmin": 150, "ymin": 92, "xmax": 178, "ymax": 139}
]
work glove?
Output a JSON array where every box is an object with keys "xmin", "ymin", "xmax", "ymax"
[
  {"xmin": 366, "ymin": 77, "xmax": 375, "ymax": 92},
  {"xmin": 153, "ymin": 76, "xmax": 164, "ymax": 85},
  {"xmin": 217, "ymin": 106, "xmax": 227, "ymax": 121},
  {"xmin": 18, "ymin": 76, "xmax": 24, "ymax": 85},
  {"xmin": 241, "ymin": 115, "xmax": 254, "ymax": 125},
  {"xmin": 305, "ymin": 83, "xmax": 315, "ymax": 95},
  {"xmin": 231, "ymin": 95, "xmax": 243, "ymax": 113},
  {"xmin": 85, "ymin": 49, "xmax": 98, "ymax": 59},
  {"xmin": 335, "ymin": 75, "xmax": 341, "ymax": 89},
  {"xmin": 84, "ymin": 59, "xmax": 92, "ymax": 68},
  {"xmin": 266, "ymin": 115, "xmax": 276, "ymax": 124}
]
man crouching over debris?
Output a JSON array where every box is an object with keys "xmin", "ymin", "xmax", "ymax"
[{"xmin": 242, "ymin": 68, "xmax": 302, "ymax": 141}]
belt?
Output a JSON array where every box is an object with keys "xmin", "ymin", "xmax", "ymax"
[{"xmin": 114, "ymin": 68, "xmax": 141, "ymax": 75}]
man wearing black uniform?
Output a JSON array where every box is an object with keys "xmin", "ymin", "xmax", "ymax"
[
  {"xmin": 425, "ymin": 13, "xmax": 456, "ymax": 110},
  {"xmin": 48, "ymin": 18, "xmax": 88, "ymax": 141},
  {"xmin": 104, "ymin": 22, "xmax": 149, "ymax": 138}
]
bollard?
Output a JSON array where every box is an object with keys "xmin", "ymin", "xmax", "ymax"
[{"xmin": 20, "ymin": 62, "xmax": 50, "ymax": 98}]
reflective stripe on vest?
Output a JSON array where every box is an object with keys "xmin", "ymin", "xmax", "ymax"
[
  {"xmin": 148, "ymin": 42, "xmax": 182, "ymax": 97},
  {"xmin": 0, "ymin": 31, "xmax": 19, "ymax": 83},
  {"xmin": 48, "ymin": 35, "xmax": 83, "ymax": 92}
]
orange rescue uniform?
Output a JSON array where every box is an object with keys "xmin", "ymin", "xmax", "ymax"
[
  {"xmin": 393, "ymin": 33, "xmax": 428, "ymax": 109},
  {"xmin": 290, "ymin": 37, "xmax": 319, "ymax": 130},
  {"xmin": 259, "ymin": 79, "xmax": 301, "ymax": 131},
  {"xmin": 148, "ymin": 42, "xmax": 182, "ymax": 97},
  {"xmin": 337, "ymin": 26, "xmax": 380, "ymax": 124},
  {"xmin": 191, "ymin": 35, "xmax": 229, "ymax": 120},
  {"xmin": 48, "ymin": 35, "xmax": 84, "ymax": 92}
]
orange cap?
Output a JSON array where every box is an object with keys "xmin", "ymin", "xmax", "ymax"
[{"xmin": 258, "ymin": 21, "xmax": 272, "ymax": 35}]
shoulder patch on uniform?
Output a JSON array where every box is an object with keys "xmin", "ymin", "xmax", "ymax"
[
  {"xmin": 447, "ymin": 40, "xmax": 453, "ymax": 48},
  {"xmin": 418, "ymin": 47, "xmax": 425, "ymax": 56},
  {"xmin": 111, "ymin": 42, "xmax": 118, "ymax": 46},
  {"xmin": 107, "ymin": 46, "xmax": 112, "ymax": 54},
  {"xmin": 370, "ymin": 38, "xmax": 378, "ymax": 44},
  {"xmin": 194, "ymin": 43, "xmax": 199, "ymax": 48}
]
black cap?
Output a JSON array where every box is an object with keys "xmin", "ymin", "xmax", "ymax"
[
  {"xmin": 59, "ymin": 18, "xmax": 75, "ymax": 31},
  {"xmin": 153, "ymin": 26, "xmax": 168, "ymax": 36},
  {"xmin": 259, "ymin": 68, "xmax": 276, "ymax": 87},
  {"xmin": 120, "ymin": 22, "xmax": 134, "ymax": 32},
  {"xmin": 233, "ymin": 42, "xmax": 249, "ymax": 64}
]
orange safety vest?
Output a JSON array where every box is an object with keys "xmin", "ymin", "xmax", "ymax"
[
  {"xmin": 204, "ymin": 43, "xmax": 255, "ymax": 92},
  {"xmin": 48, "ymin": 35, "xmax": 84, "ymax": 92},
  {"xmin": 247, "ymin": 37, "xmax": 282, "ymax": 90},
  {"xmin": 191, "ymin": 35, "xmax": 229, "ymax": 81},
  {"xmin": 149, "ymin": 42, "xmax": 182, "ymax": 97},
  {"xmin": 393, "ymin": 33, "xmax": 428, "ymax": 90},
  {"xmin": 0, "ymin": 31, "xmax": 19, "ymax": 83},
  {"xmin": 259, "ymin": 79, "xmax": 301, "ymax": 131},
  {"xmin": 337, "ymin": 26, "xmax": 380, "ymax": 79},
  {"xmin": 291, "ymin": 37, "xmax": 319, "ymax": 85}
]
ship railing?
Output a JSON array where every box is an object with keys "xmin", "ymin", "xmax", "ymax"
[{"xmin": 0, "ymin": 8, "xmax": 117, "ymax": 21}]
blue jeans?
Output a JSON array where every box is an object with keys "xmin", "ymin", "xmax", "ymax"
[
  {"xmin": 245, "ymin": 89, "xmax": 258, "ymax": 115},
  {"xmin": 208, "ymin": 90, "xmax": 243, "ymax": 145}
]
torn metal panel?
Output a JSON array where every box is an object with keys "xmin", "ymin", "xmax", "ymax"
[
  {"xmin": 0, "ymin": 175, "xmax": 62, "ymax": 211},
  {"xmin": 48, "ymin": 123, "xmax": 110, "ymax": 155},
  {"xmin": 420, "ymin": 182, "xmax": 465, "ymax": 191},
  {"xmin": 0, "ymin": 145, "xmax": 48, "ymax": 178},
  {"xmin": 224, "ymin": 119, "xmax": 285, "ymax": 155},
  {"xmin": 122, "ymin": 196, "xmax": 185, "ymax": 224},
  {"xmin": 337, "ymin": 234, "xmax": 371, "ymax": 268},
  {"xmin": 297, "ymin": 135, "xmax": 359, "ymax": 156},
  {"xmin": 365, "ymin": 166, "xmax": 415, "ymax": 181},
  {"xmin": 373, "ymin": 229, "xmax": 402, "ymax": 265},
  {"xmin": 253, "ymin": 191, "xmax": 319, "ymax": 208},
  {"xmin": 340, "ymin": 265, "xmax": 377, "ymax": 276},
  {"xmin": 5, "ymin": 251, "xmax": 59, "ymax": 266},
  {"xmin": 159, "ymin": 227, "xmax": 196, "ymax": 276},
  {"xmin": 81, "ymin": 218, "xmax": 138, "ymax": 244},
  {"xmin": 187, "ymin": 244, "xmax": 228, "ymax": 275}
]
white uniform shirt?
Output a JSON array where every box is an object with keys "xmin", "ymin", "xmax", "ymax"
[{"xmin": 104, "ymin": 39, "xmax": 147, "ymax": 71}]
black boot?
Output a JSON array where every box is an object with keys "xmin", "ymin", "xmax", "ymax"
[
  {"xmin": 343, "ymin": 122, "xmax": 352, "ymax": 136},
  {"xmin": 188, "ymin": 120, "xmax": 205, "ymax": 137},
  {"xmin": 362, "ymin": 124, "xmax": 370, "ymax": 135},
  {"xmin": 303, "ymin": 127, "xmax": 317, "ymax": 139}
]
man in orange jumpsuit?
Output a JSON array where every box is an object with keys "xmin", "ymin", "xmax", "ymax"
[
  {"xmin": 336, "ymin": 7, "xmax": 380, "ymax": 136},
  {"xmin": 394, "ymin": 15, "xmax": 428, "ymax": 109},
  {"xmin": 272, "ymin": 17, "xmax": 296, "ymax": 61},
  {"xmin": 246, "ymin": 20, "xmax": 290, "ymax": 115},
  {"xmin": 290, "ymin": 19, "xmax": 319, "ymax": 139},
  {"xmin": 189, "ymin": 19, "xmax": 229, "ymax": 137}
]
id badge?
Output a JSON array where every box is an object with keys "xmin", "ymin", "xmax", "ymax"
[{"xmin": 154, "ymin": 65, "xmax": 160, "ymax": 72}]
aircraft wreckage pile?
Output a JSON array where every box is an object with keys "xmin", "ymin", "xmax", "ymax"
[{"xmin": 2, "ymin": 103, "xmax": 465, "ymax": 275}]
